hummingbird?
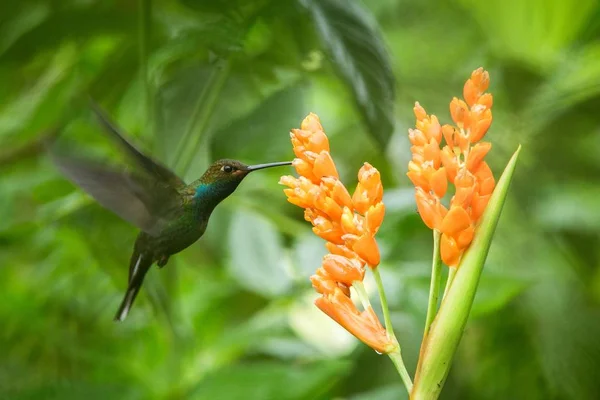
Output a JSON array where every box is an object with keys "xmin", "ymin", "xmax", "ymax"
[{"xmin": 51, "ymin": 103, "xmax": 291, "ymax": 321}]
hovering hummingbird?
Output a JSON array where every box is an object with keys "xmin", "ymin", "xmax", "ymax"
[{"xmin": 51, "ymin": 103, "xmax": 291, "ymax": 321}]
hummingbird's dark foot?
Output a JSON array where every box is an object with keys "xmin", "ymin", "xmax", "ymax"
[{"xmin": 157, "ymin": 255, "xmax": 169, "ymax": 268}]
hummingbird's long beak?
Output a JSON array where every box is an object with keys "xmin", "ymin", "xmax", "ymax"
[{"xmin": 246, "ymin": 161, "xmax": 292, "ymax": 172}]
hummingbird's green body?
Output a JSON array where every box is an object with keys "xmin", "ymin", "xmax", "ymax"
[{"xmin": 51, "ymin": 103, "xmax": 291, "ymax": 321}]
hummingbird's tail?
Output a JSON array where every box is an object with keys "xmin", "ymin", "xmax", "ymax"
[{"xmin": 114, "ymin": 253, "xmax": 153, "ymax": 322}]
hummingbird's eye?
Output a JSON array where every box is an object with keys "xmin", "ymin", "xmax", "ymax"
[{"xmin": 221, "ymin": 165, "xmax": 234, "ymax": 173}]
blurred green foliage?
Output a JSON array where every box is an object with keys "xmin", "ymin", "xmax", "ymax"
[{"xmin": 1, "ymin": 0, "xmax": 600, "ymax": 399}]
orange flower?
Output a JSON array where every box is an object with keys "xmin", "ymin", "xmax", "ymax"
[
  {"xmin": 408, "ymin": 68, "xmax": 496, "ymax": 267},
  {"xmin": 281, "ymin": 113, "xmax": 395, "ymax": 353}
]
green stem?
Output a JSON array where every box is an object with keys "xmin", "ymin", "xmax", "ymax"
[
  {"xmin": 424, "ymin": 229, "xmax": 442, "ymax": 336},
  {"xmin": 443, "ymin": 267, "xmax": 457, "ymax": 299},
  {"xmin": 372, "ymin": 267, "xmax": 413, "ymax": 393},
  {"xmin": 174, "ymin": 59, "xmax": 231, "ymax": 176},
  {"xmin": 372, "ymin": 267, "xmax": 396, "ymax": 341},
  {"xmin": 388, "ymin": 349, "xmax": 414, "ymax": 393}
]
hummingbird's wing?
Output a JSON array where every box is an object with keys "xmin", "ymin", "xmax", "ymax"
[
  {"xmin": 51, "ymin": 155, "xmax": 182, "ymax": 236},
  {"xmin": 89, "ymin": 100, "xmax": 186, "ymax": 190}
]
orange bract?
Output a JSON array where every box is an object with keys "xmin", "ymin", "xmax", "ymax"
[
  {"xmin": 281, "ymin": 113, "xmax": 394, "ymax": 353},
  {"xmin": 408, "ymin": 68, "xmax": 496, "ymax": 267}
]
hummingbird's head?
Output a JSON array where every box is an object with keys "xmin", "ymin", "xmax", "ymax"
[
  {"xmin": 202, "ymin": 159, "xmax": 252, "ymax": 184},
  {"xmin": 196, "ymin": 159, "xmax": 292, "ymax": 203}
]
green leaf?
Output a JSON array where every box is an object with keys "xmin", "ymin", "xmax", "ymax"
[
  {"xmin": 227, "ymin": 210, "xmax": 292, "ymax": 297},
  {"xmin": 187, "ymin": 360, "xmax": 351, "ymax": 400},
  {"xmin": 411, "ymin": 145, "xmax": 522, "ymax": 399},
  {"xmin": 299, "ymin": 0, "xmax": 395, "ymax": 147}
]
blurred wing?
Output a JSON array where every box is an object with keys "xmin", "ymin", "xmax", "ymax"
[
  {"xmin": 52, "ymin": 155, "xmax": 182, "ymax": 236},
  {"xmin": 89, "ymin": 100, "xmax": 186, "ymax": 189}
]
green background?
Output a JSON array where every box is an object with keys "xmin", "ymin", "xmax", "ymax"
[{"xmin": 2, "ymin": 0, "xmax": 600, "ymax": 399}]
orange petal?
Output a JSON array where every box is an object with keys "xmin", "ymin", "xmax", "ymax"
[
  {"xmin": 478, "ymin": 93, "xmax": 493, "ymax": 109},
  {"xmin": 341, "ymin": 206, "xmax": 361, "ymax": 236},
  {"xmin": 440, "ymin": 146, "xmax": 458, "ymax": 183},
  {"xmin": 313, "ymin": 151, "xmax": 339, "ymax": 180},
  {"xmin": 470, "ymin": 110, "xmax": 492, "ymax": 142},
  {"xmin": 279, "ymin": 175, "xmax": 299, "ymax": 188},
  {"xmin": 440, "ymin": 234, "xmax": 460, "ymax": 267},
  {"xmin": 352, "ymin": 234, "xmax": 380, "ymax": 267},
  {"xmin": 292, "ymin": 158, "xmax": 319, "ymax": 183},
  {"xmin": 471, "ymin": 193, "xmax": 490, "ymax": 221},
  {"xmin": 442, "ymin": 124, "xmax": 456, "ymax": 148},
  {"xmin": 357, "ymin": 164, "xmax": 383, "ymax": 205},
  {"xmin": 424, "ymin": 138, "xmax": 441, "ymax": 168},
  {"xmin": 322, "ymin": 254, "xmax": 365, "ymax": 285},
  {"xmin": 307, "ymin": 130, "xmax": 330, "ymax": 153},
  {"xmin": 414, "ymin": 102, "xmax": 427, "ymax": 120},
  {"xmin": 450, "ymin": 97, "xmax": 469, "ymax": 128},
  {"xmin": 474, "ymin": 162, "xmax": 495, "ymax": 195},
  {"xmin": 301, "ymin": 112, "xmax": 324, "ymax": 132},
  {"xmin": 407, "ymin": 171, "xmax": 430, "ymax": 191},
  {"xmin": 463, "ymin": 79, "xmax": 479, "ymax": 107},
  {"xmin": 457, "ymin": 225, "xmax": 475, "ymax": 249},
  {"xmin": 441, "ymin": 206, "xmax": 472, "ymax": 236},
  {"xmin": 322, "ymin": 177, "xmax": 353, "ymax": 210},
  {"xmin": 415, "ymin": 189, "xmax": 441, "ymax": 230},
  {"xmin": 466, "ymin": 142, "xmax": 492, "ymax": 172},
  {"xmin": 319, "ymin": 197, "xmax": 344, "ymax": 221},
  {"xmin": 452, "ymin": 186, "xmax": 474, "ymax": 209},
  {"xmin": 336, "ymin": 283, "xmax": 350, "ymax": 297},
  {"xmin": 310, "ymin": 270, "xmax": 338, "ymax": 295},
  {"xmin": 430, "ymin": 167, "xmax": 448, "ymax": 198},
  {"xmin": 408, "ymin": 128, "xmax": 427, "ymax": 146},
  {"xmin": 314, "ymin": 290, "xmax": 396, "ymax": 354},
  {"xmin": 365, "ymin": 203, "xmax": 385, "ymax": 234},
  {"xmin": 326, "ymin": 242, "xmax": 357, "ymax": 259}
]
